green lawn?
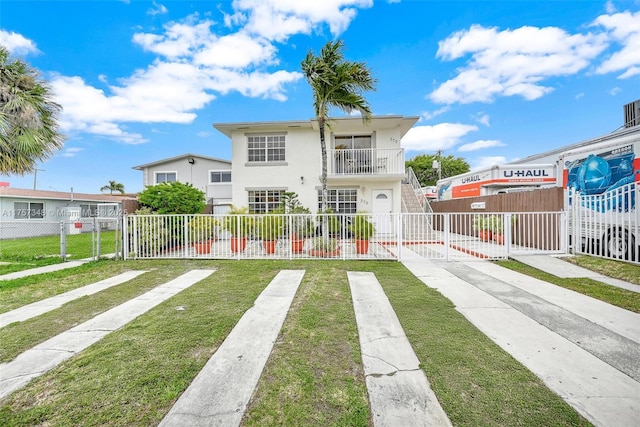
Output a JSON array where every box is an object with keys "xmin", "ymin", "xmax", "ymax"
[{"xmin": 0, "ymin": 259, "xmax": 591, "ymax": 426}]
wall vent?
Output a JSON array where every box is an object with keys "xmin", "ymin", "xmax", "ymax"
[{"xmin": 623, "ymin": 99, "xmax": 640, "ymax": 128}]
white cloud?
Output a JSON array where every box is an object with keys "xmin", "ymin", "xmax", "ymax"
[
  {"xmin": 401, "ymin": 123, "xmax": 478, "ymax": 152},
  {"xmin": 475, "ymin": 113, "xmax": 490, "ymax": 126},
  {"xmin": 197, "ymin": 131, "xmax": 211, "ymax": 137},
  {"xmin": 458, "ymin": 139, "xmax": 504, "ymax": 152},
  {"xmin": 60, "ymin": 147, "xmax": 84, "ymax": 158},
  {"xmin": 430, "ymin": 24, "xmax": 608, "ymax": 104},
  {"xmin": 609, "ymin": 86, "xmax": 622, "ymax": 95},
  {"xmin": 420, "ymin": 106, "xmax": 450, "ymax": 121},
  {"xmin": 592, "ymin": 10, "xmax": 640, "ymax": 78},
  {"xmin": 148, "ymin": 1, "xmax": 168, "ymax": 16},
  {"xmin": 0, "ymin": 30, "xmax": 39, "ymax": 56},
  {"xmin": 230, "ymin": 0, "xmax": 373, "ymax": 42},
  {"xmin": 471, "ymin": 156, "xmax": 508, "ymax": 171}
]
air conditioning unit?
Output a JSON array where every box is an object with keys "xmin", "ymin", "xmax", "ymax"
[{"xmin": 623, "ymin": 99, "xmax": 640, "ymax": 128}]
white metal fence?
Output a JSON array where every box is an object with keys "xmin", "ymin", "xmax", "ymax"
[
  {"xmin": 571, "ymin": 182, "xmax": 639, "ymax": 264},
  {"xmin": 123, "ymin": 211, "xmax": 569, "ymax": 261}
]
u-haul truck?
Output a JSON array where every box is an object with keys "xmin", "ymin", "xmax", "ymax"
[
  {"xmin": 437, "ymin": 164, "xmax": 558, "ymax": 201},
  {"xmin": 560, "ymin": 135, "xmax": 639, "ymax": 260}
]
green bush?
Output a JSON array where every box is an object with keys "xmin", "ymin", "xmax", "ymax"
[{"xmin": 138, "ymin": 182, "xmax": 206, "ymax": 214}]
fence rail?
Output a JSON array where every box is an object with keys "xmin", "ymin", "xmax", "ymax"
[{"xmin": 123, "ymin": 212, "xmax": 568, "ymax": 261}]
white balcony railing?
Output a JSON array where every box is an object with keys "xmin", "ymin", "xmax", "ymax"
[{"xmin": 328, "ymin": 148, "xmax": 404, "ymax": 176}]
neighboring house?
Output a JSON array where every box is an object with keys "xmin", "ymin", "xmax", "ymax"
[
  {"xmin": 132, "ymin": 153, "xmax": 232, "ymax": 213},
  {"xmin": 213, "ymin": 115, "xmax": 419, "ymax": 226},
  {"xmin": 0, "ymin": 187, "xmax": 132, "ymax": 238}
]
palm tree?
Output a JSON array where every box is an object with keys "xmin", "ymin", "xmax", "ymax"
[
  {"xmin": 301, "ymin": 40, "xmax": 376, "ymax": 214},
  {"xmin": 0, "ymin": 46, "xmax": 64, "ymax": 174},
  {"xmin": 100, "ymin": 180, "xmax": 125, "ymax": 195}
]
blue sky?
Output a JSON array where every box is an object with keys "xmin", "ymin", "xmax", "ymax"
[{"xmin": 1, "ymin": 0, "xmax": 639, "ymax": 194}]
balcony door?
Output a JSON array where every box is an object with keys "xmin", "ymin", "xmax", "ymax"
[{"xmin": 335, "ymin": 135, "xmax": 372, "ymax": 173}]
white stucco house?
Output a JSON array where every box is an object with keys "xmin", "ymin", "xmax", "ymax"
[
  {"xmin": 213, "ymin": 115, "xmax": 419, "ymax": 220},
  {"xmin": 132, "ymin": 153, "xmax": 232, "ymax": 212},
  {"xmin": 0, "ymin": 187, "xmax": 132, "ymax": 238}
]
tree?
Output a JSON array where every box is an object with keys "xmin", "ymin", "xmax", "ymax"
[
  {"xmin": 137, "ymin": 182, "xmax": 206, "ymax": 214},
  {"xmin": 100, "ymin": 180, "xmax": 125, "ymax": 195},
  {"xmin": 0, "ymin": 45, "xmax": 64, "ymax": 174},
  {"xmin": 405, "ymin": 154, "xmax": 470, "ymax": 187},
  {"xmin": 301, "ymin": 40, "xmax": 376, "ymax": 214}
]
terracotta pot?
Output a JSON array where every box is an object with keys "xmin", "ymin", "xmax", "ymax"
[
  {"xmin": 291, "ymin": 239, "xmax": 304, "ymax": 253},
  {"xmin": 478, "ymin": 230, "xmax": 492, "ymax": 242},
  {"xmin": 194, "ymin": 240, "xmax": 213, "ymax": 254},
  {"xmin": 354, "ymin": 239, "xmax": 370, "ymax": 254},
  {"xmin": 231, "ymin": 236, "xmax": 247, "ymax": 253},
  {"xmin": 493, "ymin": 233, "xmax": 504, "ymax": 244},
  {"xmin": 308, "ymin": 247, "xmax": 341, "ymax": 257},
  {"xmin": 263, "ymin": 240, "xmax": 276, "ymax": 254}
]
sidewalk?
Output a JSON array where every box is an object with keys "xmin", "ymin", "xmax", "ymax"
[{"xmin": 401, "ymin": 249, "xmax": 640, "ymax": 427}]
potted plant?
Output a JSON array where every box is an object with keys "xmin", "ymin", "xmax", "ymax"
[
  {"xmin": 189, "ymin": 215, "xmax": 218, "ymax": 254},
  {"xmin": 258, "ymin": 213, "xmax": 284, "ymax": 254},
  {"xmin": 277, "ymin": 192, "xmax": 312, "ymax": 254},
  {"xmin": 490, "ymin": 215, "xmax": 504, "ymax": 244},
  {"xmin": 223, "ymin": 206, "xmax": 253, "ymax": 253},
  {"xmin": 308, "ymin": 236, "xmax": 341, "ymax": 257},
  {"xmin": 349, "ymin": 213, "xmax": 376, "ymax": 254},
  {"xmin": 474, "ymin": 215, "xmax": 492, "ymax": 242}
]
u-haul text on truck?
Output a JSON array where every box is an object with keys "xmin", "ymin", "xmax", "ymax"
[{"xmin": 436, "ymin": 164, "xmax": 558, "ymax": 201}]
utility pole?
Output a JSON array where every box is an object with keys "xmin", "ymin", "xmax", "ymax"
[
  {"xmin": 432, "ymin": 150, "xmax": 442, "ymax": 181},
  {"xmin": 33, "ymin": 168, "xmax": 45, "ymax": 190}
]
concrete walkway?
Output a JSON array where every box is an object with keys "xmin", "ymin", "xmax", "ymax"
[
  {"xmin": 400, "ymin": 249, "xmax": 640, "ymax": 427},
  {"xmin": 159, "ymin": 270, "xmax": 305, "ymax": 427},
  {"xmin": 511, "ymin": 254, "xmax": 640, "ymax": 293},
  {"xmin": 0, "ymin": 269, "xmax": 214, "ymax": 400},
  {"xmin": 348, "ymin": 271, "xmax": 451, "ymax": 427},
  {"xmin": 0, "ymin": 260, "xmax": 89, "ymax": 281},
  {"xmin": 0, "ymin": 270, "xmax": 148, "ymax": 327}
]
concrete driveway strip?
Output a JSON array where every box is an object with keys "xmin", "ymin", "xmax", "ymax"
[
  {"xmin": 159, "ymin": 269, "xmax": 305, "ymax": 427},
  {"xmin": 402, "ymin": 259, "xmax": 640, "ymax": 427},
  {"xmin": 0, "ymin": 261, "xmax": 88, "ymax": 281},
  {"xmin": 347, "ymin": 271, "xmax": 452, "ymax": 427},
  {"xmin": 0, "ymin": 270, "xmax": 148, "ymax": 328},
  {"xmin": 0, "ymin": 269, "xmax": 214, "ymax": 401}
]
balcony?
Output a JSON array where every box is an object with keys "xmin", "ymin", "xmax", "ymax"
[{"xmin": 328, "ymin": 148, "xmax": 404, "ymax": 180}]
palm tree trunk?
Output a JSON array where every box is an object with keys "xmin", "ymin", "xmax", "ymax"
[{"xmin": 319, "ymin": 118, "xmax": 329, "ymax": 239}]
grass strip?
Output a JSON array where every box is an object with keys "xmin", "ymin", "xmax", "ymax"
[
  {"xmin": 0, "ymin": 260, "xmax": 274, "ymax": 426},
  {"xmin": 0, "ymin": 264, "xmax": 195, "ymax": 362},
  {"xmin": 243, "ymin": 261, "xmax": 370, "ymax": 426},
  {"xmin": 373, "ymin": 263, "xmax": 591, "ymax": 427},
  {"xmin": 496, "ymin": 260, "xmax": 640, "ymax": 313},
  {"xmin": 562, "ymin": 255, "xmax": 640, "ymax": 285}
]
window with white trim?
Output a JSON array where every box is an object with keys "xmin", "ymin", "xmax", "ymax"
[
  {"xmin": 80, "ymin": 204, "xmax": 98, "ymax": 217},
  {"xmin": 334, "ymin": 135, "xmax": 372, "ymax": 149},
  {"xmin": 248, "ymin": 190, "xmax": 284, "ymax": 213},
  {"xmin": 318, "ymin": 189, "xmax": 358, "ymax": 214},
  {"xmin": 14, "ymin": 202, "xmax": 44, "ymax": 219},
  {"xmin": 155, "ymin": 172, "xmax": 176, "ymax": 184},
  {"xmin": 210, "ymin": 170, "xmax": 231, "ymax": 184},
  {"xmin": 247, "ymin": 135, "xmax": 286, "ymax": 163}
]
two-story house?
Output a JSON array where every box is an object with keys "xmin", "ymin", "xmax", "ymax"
[
  {"xmin": 132, "ymin": 153, "xmax": 232, "ymax": 213},
  {"xmin": 213, "ymin": 115, "xmax": 418, "ymax": 228}
]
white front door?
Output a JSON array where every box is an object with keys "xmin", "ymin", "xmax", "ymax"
[{"xmin": 372, "ymin": 189, "xmax": 393, "ymax": 236}]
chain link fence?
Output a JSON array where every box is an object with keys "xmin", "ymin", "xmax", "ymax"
[{"xmin": 0, "ymin": 216, "xmax": 123, "ymax": 263}]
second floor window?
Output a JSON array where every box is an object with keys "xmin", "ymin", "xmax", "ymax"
[
  {"xmin": 156, "ymin": 172, "xmax": 176, "ymax": 184},
  {"xmin": 247, "ymin": 135, "xmax": 286, "ymax": 163},
  {"xmin": 210, "ymin": 171, "xmax": 231, "ymax": 184}
]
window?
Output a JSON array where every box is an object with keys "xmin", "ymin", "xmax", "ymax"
[
  {"xmin": 334, "ymin": 135, "xmax": 372, "ymax": 149},
  {"xmin": 80, "ymin": 204, "xmax": 97, "ymax": 217},
  {"xmin": 155, "ymin": 172, "xmax": 176, "ymax": 184},
  {"xmin": 210, "ymin": 170, "xmax": 231, "ymax": 184},
  {"xmin": 248, "ymin": 190, "xmax": 284, "ymax": 213},
  {"xmin": 318, "ymin": 189, "xmax": 358, "ymax": 214},
  {"xmin": 14, "ymin": 202, "xmax": 44, "ymax": 219},
  {"xmin": 247, "ymin": 135, "xmax": 286, "ymax": 163}
]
